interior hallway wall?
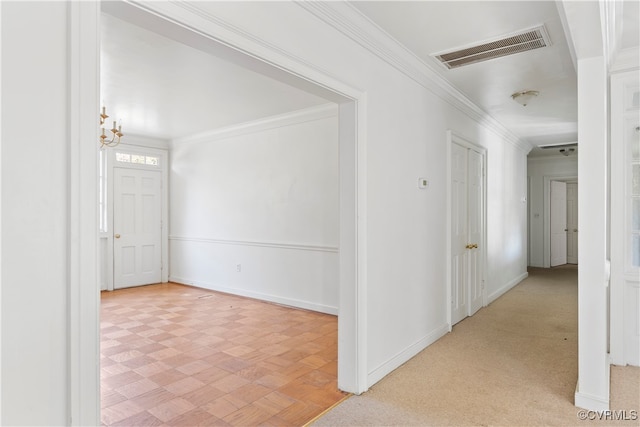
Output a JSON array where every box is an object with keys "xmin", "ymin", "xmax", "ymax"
[
  {"xmin": 0, "ymin": 2, "xmax": 532, "ymax": 422},
  {"xmin": 168, "ymin": 105, "xmax": 340, "ymax": 314},
  {"xmin": 162, "ymin": 2, "xmax": 530, "ymax": 384},
  {"xmin": 1, "ymin": 2, "xmax": 73, "ymax": 424}
]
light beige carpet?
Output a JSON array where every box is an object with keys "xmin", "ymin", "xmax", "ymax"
[{"xmin": 313, "ymin": 266, "xmax": 640, "ymax": 426}]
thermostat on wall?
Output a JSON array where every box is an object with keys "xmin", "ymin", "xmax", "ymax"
[{"xmin": 418, "ymin": 178, "xmax": 429, "ymax": 189}]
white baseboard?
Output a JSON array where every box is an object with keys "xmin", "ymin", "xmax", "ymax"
[
  {"xmin": 488, "ymin": 272, "xmax": 528, "ymax": 304},
  {"xmin": 367, "ymin": 323, "xmax": 449, "ymax": 387},
  {"xmin": 169, "ymin": 275, "xmax": 338, "ymax": 315},
  {"xmin": 575, "ymin": 386, "xmax": 610, "ymax": 411}
]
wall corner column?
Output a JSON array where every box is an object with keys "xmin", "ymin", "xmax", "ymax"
[{"xmin": 575, "ymin": 54, "xmax": 610, "ymax": 411}]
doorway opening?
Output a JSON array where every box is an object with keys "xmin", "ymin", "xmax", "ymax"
[
  {"xmin": 90, "ymin": 1, "xmax": 366, "ymax": 423},
  {"xmin": 546, "ymin": 176, "xmax": 579, "ymax": 268}
]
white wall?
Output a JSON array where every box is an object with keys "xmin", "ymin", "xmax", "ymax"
[
  {"xmin": 2, "ymin": 2, "xmax": 71, "ymax": 424},
  {"xmin": 168, "ymin": 105, "xmax": 340, "ymax": 314},
  {"xmin": 485, "ymin": 133, "xmax": 530, "ymax": 303},
  {"xmin": 527, "ymin": 155, "xmax": 578, "ymax": 267},
  {"xmin": 156, "ymin": 1, "xmax": 529, "ymax": 384},
  {"xmin": 0, "ymin": 2, "xmax": 532, "ymax": 422}
]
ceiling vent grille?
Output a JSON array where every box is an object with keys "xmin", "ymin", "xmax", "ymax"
[{"xmin": 433, "ymin": 25, "xmax": 551, "ymax": 69}]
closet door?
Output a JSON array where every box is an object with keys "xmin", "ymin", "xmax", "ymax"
[{"xmin": 451, "ymin": 141, "xmax": 484, "ymax": 325}]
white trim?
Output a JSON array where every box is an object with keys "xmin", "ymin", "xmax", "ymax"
[
  {"xmin": 599, "ymin": 0, "xmax": 622, "ymax": 71},
  {"xmin": 169, "ymin": 235, "xmax": 338, "ymax": 254},
  {"xmin": 356, "ymin": 98, "xmax": 369, "ymax": 394},
  {"xmin": 575, "ymin": 387, "xmax": 610, "ymax": 412},
  {"xmin": 555, "ymin": 1, "xmax": 577, "ymax": 73},
  {"xmin": 169, "ymin": 276, "xmax": 338, "ymax": 316},
  {"xmin": 68, "ymin": 2, "xmax": 100, "ymax": 425},
  {"xmin": 172, "ymin": 103, "xmax": 338, "ymax": 147},
  {"xmin": 119, "ymin": 134, "xmax": 171, "ymax": 150},
  {"xmin": 367, "ymin": 324, "xmax": 449, "ymax": 387},
  {"xmin": 122, "ymin": 1, "xmax": 362, "ymax": 101},
  {"xmin": 0, "ymin": 1, "xmax": 3, "ymax": 420},
  {"xmin": 446, "ymin": 131, "xmax": 488, "ymax": 329},
  {"xmin": 104, "ymin": 0, "xmax": 368, "ymax": 394},
  {"xmin": 297, "ymin": 2, "xmax": 532, "ymax": 155},
  {"xmin": 487, "ymin": 272, "xmax": 529, "ymax": 305},
  {"xmin": 610, "ymin": 70, "xmax": 640, "ymax": 366},
  {"xmin": 610, "ymin": 48, "xmax": 640, "ymax": 74}
]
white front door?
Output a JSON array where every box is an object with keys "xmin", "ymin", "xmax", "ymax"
[
  {"xmin": 451, "ymin": 141, "xmax": 484, "ymax": 325},
  {"xmin": 550, "ymin": 180, "xmax": 567, "ymax": 267},
  {"xmin": 113, "ymin": 167, "xmax": 162, "ymax": 289},
  {"xmin": 566, "ymin": 183, "xmax": 578, "ymax": 264}
]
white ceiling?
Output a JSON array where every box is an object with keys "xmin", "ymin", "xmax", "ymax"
[
  {"xmin": 100, "ymin": 12, "xmax": 331, "ymax": 140},
  {"xmin": 351, "ymin": 1, "xmax": 578, "ymax": 150},
  {"xmin": 101, "ymin": 1, "xmax": 639, "ymax": 156}
]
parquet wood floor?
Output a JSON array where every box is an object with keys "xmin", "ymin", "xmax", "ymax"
[{"xmin": 101, "ymin": 283, "xmax": 348, "ymax": 426}]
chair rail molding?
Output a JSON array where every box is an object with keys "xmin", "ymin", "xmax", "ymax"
[{"xmin": 169, "ymin": 235, "xmax": 339, "ymax": 253}]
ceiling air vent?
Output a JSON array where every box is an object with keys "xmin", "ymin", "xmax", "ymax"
[{"xmin": 433, "ymin": 25, "xmax": 551, "ymax": 69}]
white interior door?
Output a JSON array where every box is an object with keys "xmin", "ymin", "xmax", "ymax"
[
  {"xmin": 550, "ymin": 180, "xmax": 567, "ymax": 267},
  {"xmin": 452, "ymin": 143, "xmax": 469, "ymax": 325},
  {"xmin": 566, "ymin": 183, "xmax": 578, "ymax": 264},
  {"xmin": 113, "ymin": 167, "xmax": 162, "ymax": 289},
  {"xmin": 451, "ymin": 141, "xmax": 484, "ymax": 325},
  {"xmin": 467, "ymin": 149, "xmax": 483, "ymax": 316}
]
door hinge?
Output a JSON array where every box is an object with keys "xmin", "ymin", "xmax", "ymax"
[{"xmin": 481, "ymin": 280, "xmax": 485, "ymax": 290}]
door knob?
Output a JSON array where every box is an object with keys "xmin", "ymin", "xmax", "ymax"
[
  {"xmin": 466, "ymin": 244, "xmax": 473, "ymax": 249},
  {"xmin": 564, "ymin": 229, "xmax": 568, "ymax": 232},
  {"xmin": 114, "ymin": 234, "xmax": 121, "ymax": 239}
]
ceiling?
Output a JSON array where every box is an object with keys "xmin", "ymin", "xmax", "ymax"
[
  {"xmin": 101, "ymin": 1, "xmax": 639, "ymax": 156},
  {"xmin": 351, "ymin": 1, "xmax": 578, "ymax": 152},
  {"xmin": 100, "ymin": 12, "xmax": 331, "ymax": 141}
]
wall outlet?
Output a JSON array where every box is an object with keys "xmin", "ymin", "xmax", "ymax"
[{"xmin": 236, "ymin": 264, "xmax": 241, "ymax": 272}]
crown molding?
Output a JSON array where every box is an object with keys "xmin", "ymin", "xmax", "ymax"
[
  {"xmin": 610, "ymin": 47, "xmax": 640, "ymax": 74},
  {"xmin": 120, "ymin": 133, "xmax": 171, "ymax": 150},
  {"xmin": 130, "ymin": 0, "xmax": 530, "ymax": 153},
  {"xmin": 297, "ymin": 1, "xmax": 532, "ymax": 154},
  {"xmin": 130, "ymin": 0, "xmax": 363, "ymax": 101},
  {"xmin": 172, "ymin": 103, "xmax": 338, "ymax": 148}
]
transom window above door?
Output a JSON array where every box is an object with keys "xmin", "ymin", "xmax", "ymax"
[{"xmin": 115, "ymin": 152, "xmax": 159, "ymax": 166}]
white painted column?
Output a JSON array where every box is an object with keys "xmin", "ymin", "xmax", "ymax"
[{"xmin": 575, "ymin": 55, "xmax": 610, "ymax": 411}]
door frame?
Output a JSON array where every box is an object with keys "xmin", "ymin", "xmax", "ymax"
[
  {"xmin": 610, "ymin": 70, "xmax": 640, "ymax": 366},
  {"xmin": 542, "ymin": 174, "xmax": 578, "ymax": 268},
  {"xmin": 566, "ymin": 182, "xmax": 579, "ymax": 264},
  {"xmin": 70, "ymin": 1, "xmax": 368, "ymax": 422},
  {"xmin": 446, "ymin": 130, "xmax": 487, "ymax": 330},
  {"xmin": 103, "ymin": 144, "xmax": 169, "ymax": 291}
]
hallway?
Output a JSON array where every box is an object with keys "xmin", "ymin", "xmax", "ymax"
[{"xmin": 314, "ymin": 266, "xmax": 640, "ymax": 426}]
